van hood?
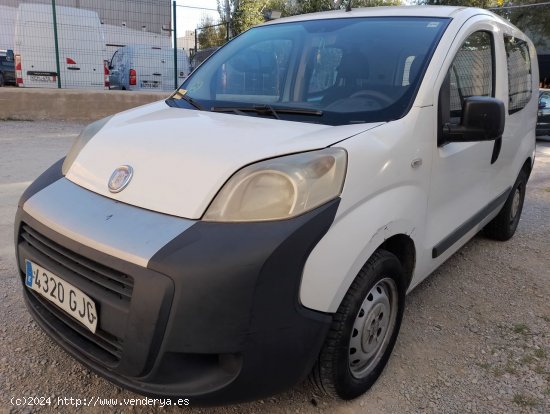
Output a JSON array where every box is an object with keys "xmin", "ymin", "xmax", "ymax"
[{"xmin": 66, "ymin": 101, "xmax": 382, "ymax": 219}]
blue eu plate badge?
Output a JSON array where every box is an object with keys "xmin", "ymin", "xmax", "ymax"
[{"xmin": 25, "ymin": 260, "xmax": 33, "ymax": 287}]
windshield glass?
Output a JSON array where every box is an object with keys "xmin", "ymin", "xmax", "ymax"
[{"xmin": 169, "ymin": 17, "xmax": 449, "ymax": 125}]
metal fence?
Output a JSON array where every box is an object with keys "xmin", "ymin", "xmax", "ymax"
[{"xmin": 0, "ymin": 0, "xmax": 230, "ymax": 91}]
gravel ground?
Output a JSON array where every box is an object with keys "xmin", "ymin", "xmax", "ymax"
[{"xmin": 0, "ymin": 121, "xmax": 549, "ymax": 414}]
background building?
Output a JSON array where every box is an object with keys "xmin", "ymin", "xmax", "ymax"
[{"xmin": 177, "ymin": 30, "xmax": 196, "ymax": 56}]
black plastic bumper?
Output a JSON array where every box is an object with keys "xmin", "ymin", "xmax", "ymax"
[{"xmin": 15, "ymin": 173, "xmax": 337, "ymax": 404}]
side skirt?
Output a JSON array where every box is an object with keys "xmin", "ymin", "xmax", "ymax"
[{"xmin": 432, "ymin": 187, "xmax": 511, "ymax": 259}]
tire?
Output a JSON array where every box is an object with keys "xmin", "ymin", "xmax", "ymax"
[
  {"xmin": 0, "ymin": 73, "xmax": 4, "ymax": 87},
  {"xmin": 311, "ymin": 249, "xmax": 406, "ymax": 400},
  {"xmin": 484, "ymin": 169, "xmax": 527, "ymax": 241}
]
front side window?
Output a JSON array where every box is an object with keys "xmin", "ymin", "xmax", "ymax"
[
  {"xmin": 169, "ymin": 17, "xmax": 450, "ymax": 125},
  {"xmin": 447, "ymin": 31, "xmax": 494, "ymax": 120},
  {"xmin": 505, "ymin": 35, "xmax": 532, "ymax": 114},
  {"xmin": 216, "ymin": 39, "xmax": 292, "ymax": 101},
  {"xmin": 110, "ymin": 51, "xmax": 120, "ymax": 67}
]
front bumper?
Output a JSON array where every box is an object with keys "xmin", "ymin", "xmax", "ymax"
[{"xmin": 15, "ymin": 169, "xmax": 337, "ymax": 404}]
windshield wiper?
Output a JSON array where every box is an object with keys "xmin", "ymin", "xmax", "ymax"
[
  {"xmin": 211, "ymin": 104, "xmax": 323, "ymax": 118},
  {"xmin": 168, "ymin": 90, "xmax": 204, "ymax": 111}
]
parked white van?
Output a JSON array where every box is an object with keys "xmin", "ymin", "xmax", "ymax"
[
  {"xmin": 108, "ymin": 46, "xmax": 190, "ymax": 91},
  {"xmin": 14, "ymin": 4, "xmax": 106, "ymax": 89},
  {"xmin": 15, "ymin": 6, "xmax": 537, "ymax": 404}
]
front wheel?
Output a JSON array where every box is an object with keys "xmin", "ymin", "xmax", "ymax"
[
  {"xmin": 311, "ymin": 250, "xmax": 406, "ymax": 399},
  {"xmin": 484, "ymin": 169, "xmax": 528, "ymax": 241},
  {"xmin": 0, "ymin": 73, "xmax": 5, "ymax": 87}
]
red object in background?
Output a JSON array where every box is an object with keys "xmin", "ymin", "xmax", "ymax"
[
  {"xmin": 104, "ymin": 61, "xmax": 110, "ymax": 89},
  {"xmin": 66, "ymin": 57, "xmax": 77, "ymax": 65},
  {"xmin": 15, "ymin": 54, "xmax": 23, "ymax": 85},
  {"xmin": 129, "ymin": 69, "xmax": 136, "ymax": 86}
]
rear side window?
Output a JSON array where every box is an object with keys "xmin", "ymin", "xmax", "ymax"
[
  {"xmin": 447, "ymin": 31, "xmax": 494, "ymax": 120},
  {"xmin": 504, "ymin": 35, "xmax": 532, "ymax": 114}
]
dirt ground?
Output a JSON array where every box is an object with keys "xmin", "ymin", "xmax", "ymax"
[{"xmin": 1, "ymin": 121, "xmax": 549, "ymax": 413}]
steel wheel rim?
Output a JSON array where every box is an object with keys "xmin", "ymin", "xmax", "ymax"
[
  {"xmin": 510, "ymin": 187, "xmax": 521, "ymax": 222},
  {"xmin": 348, "ymin": 277, "xmax": 398, "ymax": 379}
]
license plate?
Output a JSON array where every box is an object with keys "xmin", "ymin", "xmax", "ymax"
[
  {"xmin": 25, "ymin": 260, "xmax": 98, "ymax": 333},
  {"xmin": 30, "ymin": 75, "xmax": 55, "ymax": 82},
  {"xmin": 141, "ymin": 81, "xmax": 160, "ymax": 88}
]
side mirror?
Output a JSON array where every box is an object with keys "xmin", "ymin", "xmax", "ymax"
[
  {"xmin": 443, "ymin": 97, "xmax": 505, "ymax": 143},
  {"xmin": 540, "ymin": 101, "xmax": 547, "ymax": 110},
  {"xmin": 6, "ymin": 50, "xmax": 14, "ymax": 61}
]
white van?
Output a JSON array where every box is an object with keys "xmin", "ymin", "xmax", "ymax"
[
  {"xmin": 15, "ymin": 6, "xmax": 538, "ymax": 404},
  {"xmin": 108, "ymin": 46, "xmax": 190, "ymax": 91},
  {"xmin": 14, "ymin": 4, "xmax": 106, "ymax": 89}
]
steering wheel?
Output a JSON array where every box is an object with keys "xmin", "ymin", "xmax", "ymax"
[{"xmin": 349, "ymin": 90, "xmax": 394, "ymax": 106}]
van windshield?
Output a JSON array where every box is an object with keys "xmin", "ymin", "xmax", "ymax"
[{"xmin": 168, "ymin": 17, "xmax": 449, "ymax": 126}]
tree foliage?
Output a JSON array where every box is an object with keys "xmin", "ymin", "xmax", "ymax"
[
  {"xmin": 197, "ymin": 16, "xmax": 228, "ymax": 49},
  {"xmin": 214, "ymin": 0, "xmax": 403, "ymax": 37},
  {"xmin": 419, "ymin": 0, "xmax": 495, "ymax": 7},
  {"xmin": 493, "ymin": 4, "xmax": 550, "ymax": 45},
  {"xmin": 291, "ymin": 0, "xmax": 401, "ymax": 14},
  {"xmin": 416, "ymin": 0, "xmax": 550, "ymax": 45},
  {"xmin": 202, "ymin": 0, "xmax": 548, "ymax": 51}
]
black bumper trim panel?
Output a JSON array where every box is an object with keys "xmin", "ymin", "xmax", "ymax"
[
  {"xmin": 25, "ymin": 288, "xmax": 123, "ymax": 363},
  {"xmin": 146, "ymin": 199, "xmax": 339, "ymax": 404},
  {"xmin": 432, "ymin": 187, "xmax": 511, "ymax": 258},
  {"xmin": 16, "ymin": 191, "xmax": 339, "ymax": 404},
  {"xmin": 16, "ymin": 212, "xmax": 175, "ymax": 378},
  {"xmin": 18, "ymin": 157, "xmax": 64, "ymax": 208}
]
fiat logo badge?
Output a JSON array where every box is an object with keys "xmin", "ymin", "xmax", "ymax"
[{"xmin": 108, "ymin": 165, "xmax": 133, "ymax": 193}]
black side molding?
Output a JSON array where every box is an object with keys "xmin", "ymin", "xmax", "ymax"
[
  {"xmin": 491, "ymin": 137, "xmax": 502, "ymax": 164},
  {"xmin": 432, "ymin": 187, "xmax": 511, "ymax": 258}
]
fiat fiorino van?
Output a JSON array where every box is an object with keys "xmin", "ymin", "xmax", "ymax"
[{"xmin": 15, "ymin": 6, "xmax": 538, "ymax": 404}]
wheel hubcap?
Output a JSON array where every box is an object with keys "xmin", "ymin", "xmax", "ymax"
[
  {"xmin": 349, "ymin": 278, "xmax": 398, "ymax": 379},
  {"xmin": 510, "ymin": 187, "xmax": 521, "ymax": 222}
]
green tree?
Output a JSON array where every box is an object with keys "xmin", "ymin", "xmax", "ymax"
[
  {"xmin": 231, "ymin": 0, "xmax": 269, "ymax": 34},
  {"xmin": 414, "ymin": 0, "xmax": 550, "ymax": 43},
  {"xmin": 418, "ymin": 0, "xmax": 495, "ymax": 6},
  {"xmin": 296, "ymin": 0, "xmax": 334, "ymax": 13},
  {"xmin": 494, "ymin": 3, "xmax": 550, "ymax": 43},
  {"xmin": 296, "ymin": 0, "xmax": 401, "ymax": 13},
  {"xmin": 197, "ymin": 16, "xmax": 228, "ymax": 49}
]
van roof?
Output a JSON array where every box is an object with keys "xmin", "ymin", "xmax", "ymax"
[
  {"xmin": 18, "ymin": 3, "xmax": 100, "ymax": 20},
  {"xmin": 120, "ymin": 45, "xmax": 178, "ymax": 51},
  {"xmin": 263, "ymin": 6, "xmax": 500, "ymax": 25}
]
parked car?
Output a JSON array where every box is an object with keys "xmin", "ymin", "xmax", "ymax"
[
  {"xmin": 537, "ymin": 89, "xmax": 550, "ymax": 136},
  {"xmin": 109, "ymin": 46, "xmax": 190, "ymax": 91},
  {"xmin": 15, "ymin": 6, "xmax": 538, "ymax": 404},
  {"xmin": 14, "ymin": 3, "xmax": 106, "ymax": 89},
  {"xmin": 0, "ymin": 49, "xmax": 16, "ymax": 86}
]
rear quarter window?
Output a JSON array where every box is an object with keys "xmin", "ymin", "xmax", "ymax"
[{"xmin": 504, "ymin": 35, "xmax": 532, "ymax": 114}]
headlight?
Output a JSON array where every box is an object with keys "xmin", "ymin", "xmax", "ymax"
[
  {"xmin": 203, "ymin": 148, "xmax": 347, "ymax": 222},
  {"xmin": 62, "ymin": 116, "xmax": 113, "ymax": 175}
]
